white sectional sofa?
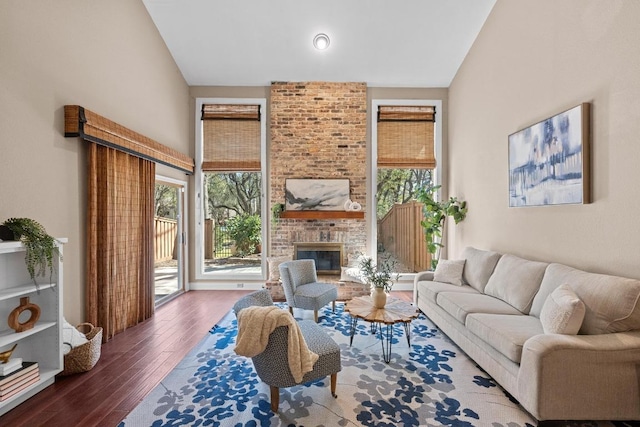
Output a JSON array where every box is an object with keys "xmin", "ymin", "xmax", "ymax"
[{"xmin": 413, "ymin": 247, "xmax": 640, "ymax": 422}]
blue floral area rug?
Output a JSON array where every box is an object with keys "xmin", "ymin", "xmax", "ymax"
[{"xmin": 119, "ymin": 303, "xmax": 635, "ymax": 427}]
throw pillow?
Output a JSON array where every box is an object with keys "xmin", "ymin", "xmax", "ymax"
[
  {"xmin": 267, "ymin": 255, "xmax": 292, "ymax": 281},
  {"xmin": 340, "ymin": 266, "xmax": 364, "ymax": 284},
  {"xmin": 433, "ymin": 259, "xmax": 466, "ymax": 286},
  {"xmin": 540, "ymin": 284, "xmax": 586, "ymax": 335}
]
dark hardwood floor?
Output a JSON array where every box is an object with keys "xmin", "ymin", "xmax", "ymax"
[{"xmin": 0, "ymin": 290, "xmax": 413, "ymax": 427}]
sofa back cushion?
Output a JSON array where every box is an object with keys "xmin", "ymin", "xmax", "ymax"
[
  {"xmin": 484, "ymin": 254, "xmax": 548, "ymax": 313},
  {"xmin": 461, "ymin": 247, "xmax": 502, "ymax": 292},
  {"xmin": 531, "ymin": 263, "xmax": 640, "ymax": 334}
]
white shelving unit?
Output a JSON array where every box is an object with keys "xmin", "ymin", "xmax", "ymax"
[{"xmin": 0, "ymin": 239, "xmax": 65, "ymax": 416}]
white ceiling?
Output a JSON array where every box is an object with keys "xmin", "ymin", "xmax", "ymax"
[{"xmin": 142, "ymin": 0, "xmax": 496, "ymax": 88}]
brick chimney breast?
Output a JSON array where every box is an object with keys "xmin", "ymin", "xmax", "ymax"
[{"xmin": 270, "ymin": 82, "xmax": 367, "ymax": 267}]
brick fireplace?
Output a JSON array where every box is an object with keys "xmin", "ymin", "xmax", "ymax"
[{"xmin": 267, "ymin": 81, "xmax": 369, "ymax": 300}]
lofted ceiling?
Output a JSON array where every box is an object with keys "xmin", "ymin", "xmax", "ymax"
[{"xmin": 142, "ymin": 0, "xmax": 496, "ymax": 88}]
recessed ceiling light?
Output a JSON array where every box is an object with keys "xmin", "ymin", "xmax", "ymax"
[{"xmin": 313, "ymin": 33, "xmax": 330, "ymax": 50}]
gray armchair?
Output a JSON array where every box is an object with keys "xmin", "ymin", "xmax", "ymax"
[
  {"xmin": 279, "ymin": 259, "xmax": 338, "ymax": 322},
  {"xmin": 233, "ymin": 289, "xmax": 341, "ymax": 412}
]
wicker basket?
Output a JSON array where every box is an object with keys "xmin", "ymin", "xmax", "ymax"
[{"xmin": 60, "ymin": 322, "xmax": 103, "ymax": 376}]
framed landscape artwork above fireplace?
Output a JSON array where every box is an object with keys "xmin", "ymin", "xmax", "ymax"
[{"xmin": 285, "ymin": 179, "xmax": 350, "ymax": 211}]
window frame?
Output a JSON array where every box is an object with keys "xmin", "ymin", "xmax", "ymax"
[
  {"xmin": 194, "ymin": 97, "xmax": 268, "ymax": 281},
  {"xmin": 369, "ymin": 98, "xmax": 443, "ymax": 280}
]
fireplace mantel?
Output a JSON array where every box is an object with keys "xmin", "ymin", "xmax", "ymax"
[{"xmin": 280, "ymin": 211, "xmax": 364, "ymax": 220}]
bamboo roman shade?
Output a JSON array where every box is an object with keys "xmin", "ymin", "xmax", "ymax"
[
  {"xmin": 201, "ymin": 104, "xmax": 261, "ymax": 171},
  {"xmin": 64, "ymin": 105, "xmax": 194, "ymax": 174},
  {"xmin": 377, "ymin": 105, "xmax": 436, "ymax": 168}
]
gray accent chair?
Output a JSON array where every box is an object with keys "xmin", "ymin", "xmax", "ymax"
[
  {"xmin": 233, "ymin": 289, "xmax": 341, "ymax": 412},
  {"xmin": 279, "ymin": 259, "xmax": 338, "ymax": 322}
]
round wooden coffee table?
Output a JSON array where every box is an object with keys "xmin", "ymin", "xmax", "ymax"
[{"xmin": 344, "ymin": 296, "xmax": 419, "ymax": 363}]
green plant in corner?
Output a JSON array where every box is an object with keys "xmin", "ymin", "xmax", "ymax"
[
  {"xmin": 2, "ymin": 218, "xmax": 61, "ymax": 286},
  {"xmin": 415, "ymin": 185, "xmax": 467, "ymax": 270},
  {"xmin": 271, "ymin": 203, "xmax": 285, "ymax": 227}
]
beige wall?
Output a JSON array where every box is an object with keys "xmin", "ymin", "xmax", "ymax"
[
  {"xmin": 0, "ymin": 0, "xmax": 191, "ymax": 324},
  {"xmin": 448, "ymin": 0, "xmax": 640, "ymax": 278}
]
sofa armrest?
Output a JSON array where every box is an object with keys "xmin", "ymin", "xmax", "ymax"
[
  {"xmin": 517, "ymin": 331, "xmax": 640, "ymax": 420},
  {"xmin": 413, "ymin": 270, "xmax": 435, "ymax": 304},
  {"xmin": 414, "ymin": 270, "xmax": 434, "ymax": 284}
]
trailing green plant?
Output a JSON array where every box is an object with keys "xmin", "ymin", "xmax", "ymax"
[
  {"xmin": 415, "ymin": 185, "xmax": 468, "ymax": 270},
  {"xmin": 2, "ymin": 218, "xmax": 60, "ymax": 285},
  {"xmin": 271, "ymin": 203, "xmax": 285, "ymax": 227},
  {"xmin": 226, "ymin": 214, "xmax": 261, "ymax": 257},
  {"xmin": 358, "ymin": 254, "xmax": 400, "ymax": 293}
]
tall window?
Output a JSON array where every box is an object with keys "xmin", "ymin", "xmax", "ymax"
[
  {"xmin": 372, "ymin": 101, "xmax": 440, "ymax": 274},
  {"xmin": 197, "ymin": 100, "xmax": 267, "ymax": 279}
]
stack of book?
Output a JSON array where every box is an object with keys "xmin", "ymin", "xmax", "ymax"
[{"xmin": 0, "ymin": 359, "xmax": 39, "ymax": 401}]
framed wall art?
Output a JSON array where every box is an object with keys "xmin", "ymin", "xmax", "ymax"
[
  {"xmin": 285, "ymin": 179, "xmax": 350, "ymax": 211},
  {"xmin": 508, "ymin": 103, "xmax": 590, "ymax": 207}
]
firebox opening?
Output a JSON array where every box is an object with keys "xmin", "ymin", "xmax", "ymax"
[{"xmin": 293, "ymin": 242, "xmax": 344, "ymax": 275}]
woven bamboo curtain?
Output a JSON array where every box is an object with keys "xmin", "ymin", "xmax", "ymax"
[
  {"xmin": 377, "ymin": 105, "xmax": 436, "ymax": 168},
  {"xmin": 86, "ymin": 143, "xmax": 155, "ymax": 342},
  {"xmin": 202, "ymin": 104, "xmax": 261, "ymax": 171}
]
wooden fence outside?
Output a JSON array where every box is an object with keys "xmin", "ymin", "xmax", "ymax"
[
  {"xmin": 204, "ymin": 219, "xmax": 214, "ymax": 259},
  {"xmin": 155, "ymin": 217, "xmax": 177, "ymax": 262},
  {"xmin": 378, "ymin": 201, "xmax": 431, "ymax": 272}
]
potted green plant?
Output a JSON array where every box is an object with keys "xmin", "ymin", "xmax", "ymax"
[
  {"xmin": 415, "ymin": 185, "xmax": 468, "ymax": 270},
  {"xmin": 359, "ymin": 254, "xmax": 400, "ymax": 308},
  {"xmin": 1, "ymin": 218, "xmax": 61, "ymax": 286}
]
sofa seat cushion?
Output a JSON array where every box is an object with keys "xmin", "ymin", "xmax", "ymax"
[
  {"xmin": 461, "ymin": 247, "xmax": 502, "ymax": 292},
  {"xmin": 466, "ymin": 313, "xmax": 544, "ymax": 363},
  {"xmin": 531, "ymin": 263, "xmax": 640, "ymax": 334},
  {"xmin": 436, "ymin": 292, "xmax": 522, "ymax": 325},
  {"xmin": 417, "ymin": 281, "xmax": 479, "ymax": 304},
  {"xmin": 484, "ymin": 254, "xmax": 549, "ymax": 314}
]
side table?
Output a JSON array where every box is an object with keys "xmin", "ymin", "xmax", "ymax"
[{"xmin": 344, "ymin": 296, "xmax": 419, "ymax": 363}]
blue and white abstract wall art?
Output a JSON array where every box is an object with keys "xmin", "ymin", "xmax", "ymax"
[
  {"xmin": 508, "ymin": 103, "xmax": 590, "ymax": 207},
  {"xmin": 285, "ymin": 179, "xmax": 350, "ymax": 210}
]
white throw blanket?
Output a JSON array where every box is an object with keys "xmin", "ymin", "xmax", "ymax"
[{"xmin": 234, "ymin": 306, "xmax": 319, "ymax": 383}]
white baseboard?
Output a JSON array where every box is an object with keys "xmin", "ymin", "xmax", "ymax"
[{"xmin": 188, "ymin": 281, "xmax": 414, "ymax": 292}]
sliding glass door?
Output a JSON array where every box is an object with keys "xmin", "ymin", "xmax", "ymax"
[{"xmin": 154, "ymin": 178, "xmax": 186, "ymax": 304}]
